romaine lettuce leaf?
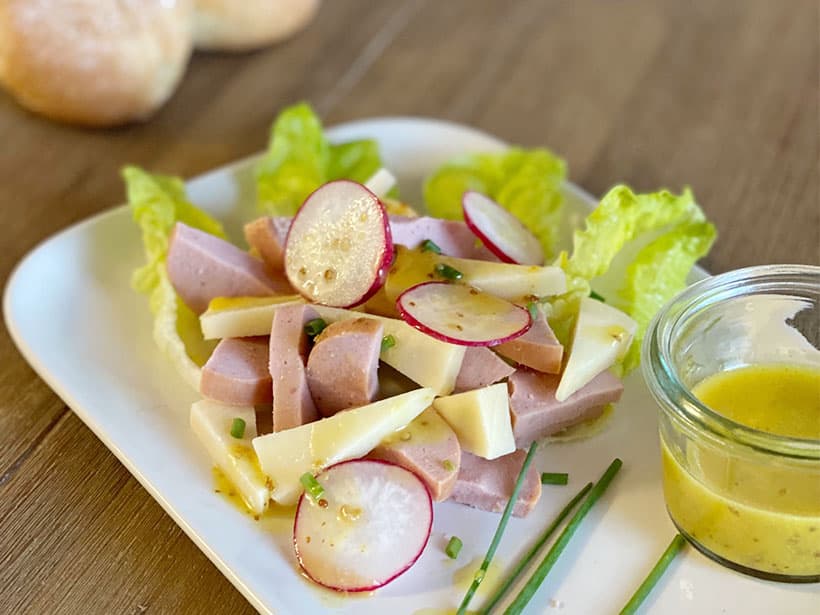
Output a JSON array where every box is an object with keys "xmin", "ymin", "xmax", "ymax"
[
  {"xmin": 423, "ymin": 147, "xmax": 566, "ymax": 258},
  {"xmin": 256, "ymin": 102, "xmax": 383, "ymax": 216},
  {"xmin": 124, "ymin": 166, "xmax": 225, "ymax": 389}
]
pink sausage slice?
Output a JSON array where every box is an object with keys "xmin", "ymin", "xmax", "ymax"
[
  {"xmin": 389, "ymin": 215, "xmax": 499, "ymax": 260},
  {"xmin": 166, "ymin": 222, "xmax": 290, "ymax": 314},
  {"xmin": 508, "ymin": 369, "xmax": 624, "ymax": 448},
  {"xmin": 450, "ymin": 449, "xmax": 541, "ymax": 517},
  {"xmin": 244, "ymin": 216, "xmax": 292, "ymax": 272},
  {"xmin": 306, "ymin": 318, "xmax": 383, "ymax": 416},
  {"xmin": 495, "ymin": 306, "xmax": 563, "ymax": 374},
  {"xmin": 200, "ymin": 337, "xmax": 272, "ymax": 405},
  {"xmin": 269, "ymin": 304, "xmax": 320, "ymax": 431},
  {"xmin": 369, "ymin": 407, "xmax": 461, "ymax": 501},
  {"xmin": 453, "ymin": 347, "xmax": 515, "ymax": 393}
]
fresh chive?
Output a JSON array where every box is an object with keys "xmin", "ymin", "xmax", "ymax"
[
  {"xmin": 381, "ymin": 334, "xmax": 396, "ymax": 353},
  {"xmin": 446, "ymin": 536, "xmax": 463, "ymax": 560},
  {"xmin": 589, "ymin": 290, "xmax": 606, "ymax": 302},
  {"xmin": 304, "ymin": 318, "xmax": 327, "ymax": 338},
  {"xmin": 299, "ymin": 472, "xmax": 325, "ymax": 503},
  {"xmin": 619, "ymin": 534, "xmax": 687, "ymax": 615},
  {"xmin": 540, "ymin": 472, "xmax": 569, "ymax": 485},
  {"xmin": 442, "ymin": 459, "xmax": 455, "ymax": 472},
  {"xmin": 434, "ymin": 263, "xmax": 463, "ymax": 281},
  {"xmin": 229, "ymin": 418, "xmax": 246, "ymax": 439},
  {"xmin": 505, "ymin": 458, "xmax": 623, "ymax": 615},
  {"xmin": 526, "ymin": 301, "xmax": 538, "ymax": 321},
  {"xmin": 479, "ymin": 482, "xmax": 593, "ymax": 614},
  {"xmin": 421, "ymin": 239, "xmax": 442, "ymax": 254},
  {"xmin": 456, "ymin": 442, "xmax": 538, "ymax": 615}
]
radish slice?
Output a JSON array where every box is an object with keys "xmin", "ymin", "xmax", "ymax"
[
  {"xmin": 364, "ymin": 168, "xmax": 396, "ymax": 198},
  {"xmin": 293, "ymin": 460, "xmax": 433, "ymax": 592},
  {"xmin": 396, "ymin": 281, "xmax": 532, "ymax": 346},
  {"xmin": 462, "ymin": 191, "xmax": 544, "ymax": 265},
  {"xmin": 285, "ymin": 180, "xmax": 393, "ymax": 307}
]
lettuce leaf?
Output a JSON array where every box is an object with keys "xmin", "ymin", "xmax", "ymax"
[
  {"xmin": 552, "ymin": 184, "xmax": 716, "ymax": 374},
  {"xmin": 124, "ymin": 166, "xmax": 225, "ymax": 389},
  {"xmin": 256, "ymin": 102, "xmax": 383, "ymax": 216},
  {"xmin": 423, "ymin": 147, "xmax": 567, "ymax": 258}
]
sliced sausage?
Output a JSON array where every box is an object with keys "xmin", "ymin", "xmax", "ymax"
[
  {"xmin": 389, "ymin": 215, "xmax": 499, "ymax": 260},
  {"xmin": 244, "ymin": 216, "xmax": 292, "ymax": 272},
  {"xmin": 450, "ymin": 449, "xmax": 541, "ymax": 517},
  {"xmin": 508, "ymin": 368, "xmax": 624, "ymax": 448},
  {"xmin": 453, "ymin": 346, "xmax": 515, "ymax": 393},
  {"xmin": 495, "ymin": 306, "xmax": 563, "ymax": 374},
  {"xmin": 167, "ymin": 222, "xmax": 290, "ymax": 314},
  {"xmin": 369, "ymin": 407, "xmax": 461, "ymax": 501},
  {"xmin": 200, "ymin": 336, "xmax": 272, "ymax": 405},
  {"xmin": 269, "ymin": 304, "xmax": 320, "ymax": 431},
  {"xmin": 306, "ymin": 318, "xmax": 383, "ymax": 416}
]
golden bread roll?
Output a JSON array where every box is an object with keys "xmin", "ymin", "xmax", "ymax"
[
  {"xmin": 0, "ymin": 0, "xmax": 193, "ymax": 127},
  {"xmin": 193, "ymin": 0, "xmax": 320, "ymax": 51}
]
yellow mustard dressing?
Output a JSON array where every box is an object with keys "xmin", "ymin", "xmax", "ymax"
[{"xmin": 662, "ymin": 364, "xmax": 820, "ymax": 577}]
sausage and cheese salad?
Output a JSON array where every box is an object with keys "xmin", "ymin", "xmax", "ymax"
[{"xmin": 124, "ymin": 103, "xmax": 715, "ymax": 595}]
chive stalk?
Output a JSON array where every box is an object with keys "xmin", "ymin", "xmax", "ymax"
[
  {"xmin": 304, "ymin": 318, "xmax": 327, "ymax": 338},
  {"xmin": 421, "ymin": 239, "xmax": 442, "ymax": 254},
  {"xmin": 526, "ymin": 301, "xmax": 539, "ymax": 321},
  {"xmin": 589, "ymin": 290, "xmax": 606, "ymax": 302},
  {"xmin": 445, "ymin": 536, "xmax": 463, "ymax": 560},
  {"xmin": 299, "ymin": 472, "xmax": 325, "ymax": 503},
  {"xmin": 479, "ymin": 482, "xmax": 593, "ymax": 614},
  {"xmin": 619, "ymin": 534, "xmax": 687, "ymax": 615},
  {"xmin": 540, "ymin": 472, "xmax": 569, "ymax": 485},
  {"xmin": 381, "ymin": 334, "xmax": 396, "ymax": 353},
  {"xmin": 456, "ymin": 442, "xmax": 538, "ymax": 615},
  {"xmin": 230, "ymin": 418, "xmax": 246, "ymax": 439},
  {"xmin": 504, "ymin": 458, "xmax": 623, "ymax": 614},
  {"xmin": 434, "ymin": 263, "xmax": 463, "ymax": 281}
]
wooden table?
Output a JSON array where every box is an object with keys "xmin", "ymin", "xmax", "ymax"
[{"xmin": 1, "ymin": 1, "xmax": 817, "ymax": 613}]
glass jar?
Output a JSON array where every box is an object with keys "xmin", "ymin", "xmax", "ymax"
[{"xmin": 642, "ymin": 264, "xmax": 820, "ymax": 582}]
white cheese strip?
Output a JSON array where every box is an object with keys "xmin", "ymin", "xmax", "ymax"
[
  {"xmin": 441, "ymin": 257, "xmax": 567, "ymax": 301},
  {"xmin": 200, "ymin": 295, "xmax": 304, "ymax": 339},
  {"xmin": 433, "ymin": 383, "xmax": 516, "ymax": 460},
  {"xmin": 190, "ymin": 400, "xmax": 271, "ymax": 515},
  {"xmin": 252, "ymin": 387, "xmax": 435, "ymax": 505}
]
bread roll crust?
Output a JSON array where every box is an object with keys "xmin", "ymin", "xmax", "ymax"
[
  {"xmin": 193, "ymin": 0, "xmax": 320, "ymax": 51},
  {"xmin": 0, "ymin": 0, "xmax": 193, "ymax": 126}
]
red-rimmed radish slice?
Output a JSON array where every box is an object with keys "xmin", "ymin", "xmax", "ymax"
[
  {"xmin": 364, "ymin": 168, "xmax": 396, "ymax": 198},
  {"xmin": 396, "ymin": 281, "xmax": 532, "ymax": 346},
  {"xmin": 462, "ymin": 191, "xmax": 544, "ymax": 265},
  {"xmin": 285, "ymin": 180, "xmax": 393, "ymax": 307},
  {"xmin": 293, "ymin": 460, "xmax": 433, "ymax": 592}
]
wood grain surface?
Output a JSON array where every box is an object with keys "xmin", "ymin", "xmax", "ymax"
[{"xmin": 0, "ymin": 1, "xmax": 817, "ymax": 613}]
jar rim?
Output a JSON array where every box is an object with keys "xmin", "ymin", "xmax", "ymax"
[{"xmin": 642, "ymin": 263, "xmax": 820, "ymax": 460}]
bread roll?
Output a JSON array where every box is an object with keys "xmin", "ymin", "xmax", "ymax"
[
  {"xmin": 193, "ymin": 0, "xmax": 320, "ymax": 51},
  {"xmin": 0, "ymin": 0, "xmax": 193, "ymax": 127}
]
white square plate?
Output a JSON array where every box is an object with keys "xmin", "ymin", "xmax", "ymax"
[{"xmin": 5, "ymin": 118, "xmax": 817, "ymax": 614}]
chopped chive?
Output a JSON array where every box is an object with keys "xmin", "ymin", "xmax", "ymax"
[
  {"xmin": 434, "ymin": 263, "xmax": 463, "ymax": 281},
  {"xmin": 619, "ymin": 534, "xmax": 687, "ymax": 615},
  {"xmin": 590, "ymin": 290, "xmax": 606, "ymax": 302},
  {"xmin": 442, "ymin": 459, "xmax": 455, "ymax": 472},
  {"xmin": 526, "ymin": 301, "xmax": 539, "ymax": 321},
  {"xmin": 304, "ymin": 318, "xmax": 327, "ymax": 338},
  {"xmin": 299, "ymin": 472, "xmax": 325, "ymax": 503},
  {"xmin": 230, "ymin": 418, "xmax": 246, "ymax": 439},
  {"xmin": 456, "ymin": 442, "xmax": 538, "ymax": 615},
  {"xmin": 541, "ymin": 472, "xmax": 569, "ymax": 485},
  {"xmin": 505, "ymin": 458, "xmax": 623, "ymax": 615},
  {"xmin": 380, "ymin": 334, "xmax": 396, "ymax": 353},
  {"xmin": 445, "ymin": 536, "xmax": 463, "ymax": 559},
  {"xmin": 421, "ymin": 239, "xmax": 442, "ymax": 254},
  {"xmin": 479, "ymin": 482, "xmax": 593, "ymax": 614}
]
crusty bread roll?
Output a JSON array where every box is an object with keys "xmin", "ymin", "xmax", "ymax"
[
  {"xmin": 0, "ymin": 0, "xmax": 193, "ymax": 127},
  {"xmin": 193, "ymin": 0, "xmax": 320, "ymax": 51}
]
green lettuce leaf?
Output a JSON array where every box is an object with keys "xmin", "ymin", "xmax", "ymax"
[
  {"xmin": 552, "ymin": 184, "xmax": 716, "ymax": 374},
  {"xmin": 423, "ymin": 147, "xmax": 567, "ymax": 258},
  {"xmin": 256, "ymin": 102, "xmax": 383, "ymax": 216},
  {"xmin": 124, "ymin": 165, "xmax": 225, "ymax": 389}
]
